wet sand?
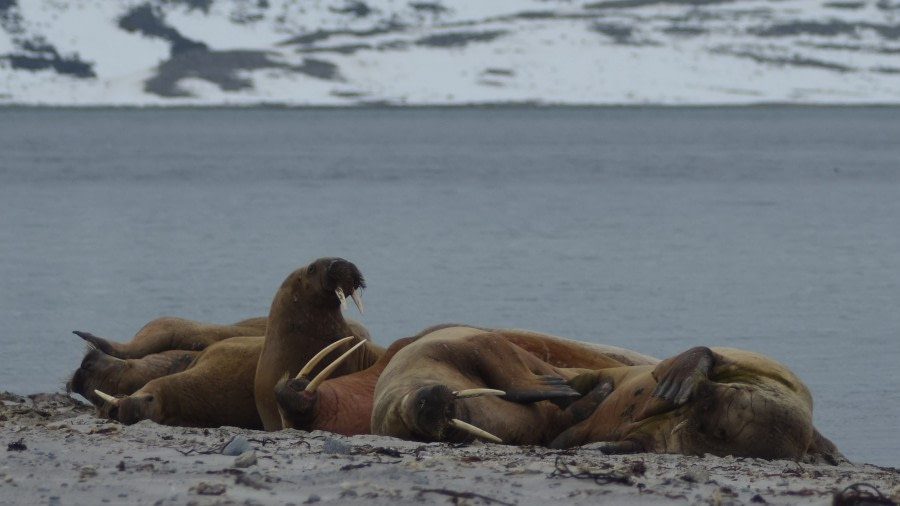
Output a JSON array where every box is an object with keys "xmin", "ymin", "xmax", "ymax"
[{"xmin": 1, "ymin": 393, "xmax": 897, "ymax": 506}]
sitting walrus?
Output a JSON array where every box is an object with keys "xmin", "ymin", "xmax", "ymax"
[
  {"xmin": 275, "ymin": 324, "xmax": 657, "ymax": 435},
  {"xmin": 255, "ymin": 257, "xmax": 384, "ymax": 430},
  {"xmin": 549, "ymin": 346, "xmax": 845, "ymax": 462},
  {"xmin": 93, "ymin": 257, "xmax": 381, "ymax": 429},
  {"xmin": 73, "ymin": 316, "xmax": 269, "ymax": 359}
]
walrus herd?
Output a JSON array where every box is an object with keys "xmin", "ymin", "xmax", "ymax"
[{"xmin": 68, "ymin": 257, "xmax": 845, "ymax": 463}]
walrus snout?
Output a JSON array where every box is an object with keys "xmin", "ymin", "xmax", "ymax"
[
  {"xmin": 324, "ymin": 258, "xmax": 366, "ymax": 295},
  {"xmin": 117, "ymin": 393, "xmax": 155, "ymax": 425},
  {"xmin": 407, "ymin": 384, "xmax": 457, "ymax": 440},
  {"xmin": 274, "ymin": 377, "xmax": 318, "ymax": 429}
]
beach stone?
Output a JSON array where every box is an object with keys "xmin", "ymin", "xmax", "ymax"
[
  {"xmin": 79, "ymin": 465, "xmax": 98, "ymax": 480},
  {"xmin": 681, "ymin": 466, "xmax": 710, "ymax": 483},
  {"xmin": 234, "ymin": 450, "xmax": 258, "ymax": 468},
  {"xmin": 322, "ymin": 437, "xmax": 351, "ymax": 455},
  {"xmin": 222, "ymin": 435, "xmax": 250, "ymax": 456}
]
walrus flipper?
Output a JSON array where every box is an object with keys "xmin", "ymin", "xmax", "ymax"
[
  {"xmin": 650, "ymin": 346, "xmax": 715, "ymax": 406},
  {"xmin": 73, "ymin": 330, "xmax": 122, "ymax": 358},
  {"xmin": 501, "ymin": 375, "xmax": 582, "ymax": 404}
]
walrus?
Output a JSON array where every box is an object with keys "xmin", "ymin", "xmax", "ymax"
[
  {"xmin": 275, "ymin": 324, "xmax": 657, "ymax": 435},
  {"xmin": 370, "ymin": 328, "xmax": 602, "ymax": 445},
  {"xmin": 67, "ymin": 348, "xmax": 200, "ymax": 406},
  {"xmin": 548, "ymin": 346, "xmax": 845, "ymax": 462},
  {"xmin": 73, "ymin": 316, "xmax": 268, "ymax": 359},
  {"xmin": 255, "ymin": 257, "xmax": 384, "ymax": 431},
  {"xmin": 96, "ymin": 336, "xmax": 265, "ymax": 429}
]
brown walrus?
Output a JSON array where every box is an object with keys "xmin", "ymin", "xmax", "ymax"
[
  {"xmin": 96, "ymin": 336, "xmax": 265, "ymax": 429},
  {"xmin": 275, "ymin": 324, "xmax": 657, "ymax": 436},
  {"xmin": 370, "ymin": 328, "xmax": 599, "ymax": 444},
  {"xmin": 67, "ymin": 348, "xmax": 200, "ymax": 406},
  {"xmin": 549, "ymin": 346, "xmax": 845, "ymax": 462},
  {"xmin": 255, "ymin": 257, "xmax": 384, "ymax": 430},
  {"xmin": 73, "ymin": 316, "xmax": 268, "ymax": 359}
]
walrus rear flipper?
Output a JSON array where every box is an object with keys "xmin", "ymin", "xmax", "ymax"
[
  {"xmin": 502, "ymin": 375, "xmax": 582, "ymax": 404},
  {"xmin": 804, "ymin": 429, "xmax": 849, "ymax": 465},
  {"xmin": 73, "ymin": 330, "xmax": 122, "ymax": 358}
]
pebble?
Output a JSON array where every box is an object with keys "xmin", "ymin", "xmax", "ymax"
[
  {"xmin": 222, "ymin": 435, "xmax": 250, "ymax": 456},
  {"xmin": 322, "ymin": 437, "xmax": 351, "ymax": 455},
  {"xmin": 234, "ymin": 450, "xmax": 258, "ymax": 468}
]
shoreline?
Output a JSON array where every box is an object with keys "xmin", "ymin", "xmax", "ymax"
[{"xmin": 2, "ymin": 393, "xmax": 898, "ymax": 505}]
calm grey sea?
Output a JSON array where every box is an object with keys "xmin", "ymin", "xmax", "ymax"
[{"xmin": 0, "ymin": 107, "xmax": 897, "ymax": 467}]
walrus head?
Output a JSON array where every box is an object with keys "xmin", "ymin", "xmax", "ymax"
[
  {"xmin": 67, "ymin": 349, "xmax": 129, "ymax": 406},
  {"xmin": 399, "ymin": 384, "xmax": 505, "ymax": 443},
  {"xmin": 287, "ymin": 257, "xmax": 365, "ymax": 313},
  {"xmin": 94, "ymin": 389, "xmax": 159, "ymax": 426},
  {"xmin": 275, "ymin": 336, "xmax": 367, "ymax": 429}
]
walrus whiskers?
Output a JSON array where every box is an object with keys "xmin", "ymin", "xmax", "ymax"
[
  {"xmin": 94, "ymin": 389, "xmax": 120, "ymax": 405},
  {"xmin": 305, "ymin": 339, "xmax": 368, "ymax": 392},
  {"xmin": 453, "ymin": 388, "xmax": 506, "ymax": 399},
  {"xmin": 448, "ymin": 418, "xmax": 503, "ymax": 443},
  {"xmin": 295, "ymin": 336, "xmax": 357, "ymax": 380}
]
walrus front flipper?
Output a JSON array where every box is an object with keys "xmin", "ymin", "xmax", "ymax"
[
  {"xmin": 73, "ymin": 330, "xmax": 123, "ymax": 358},
  {"xmin": 650, "ymin": 346, "xmax": 715, "ymax": 406},
  {"xmin": 502, "ymin": 375, "xmax": 582, "ymax": 404}
]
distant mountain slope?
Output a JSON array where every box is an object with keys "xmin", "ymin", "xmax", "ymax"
[{"xmin": 2, "ymin": 0, "xmax": 900, "ymax": 105}]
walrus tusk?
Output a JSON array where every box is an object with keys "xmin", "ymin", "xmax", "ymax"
[
  {"xmin": 351, "ymin": 289, "xmax": 364, "ymax": 315},
  {"xmin": 94, "ymin": 389, "xmax": 121, "ymax": 406},
  {"xmin": 335, "ymin": 287, "xmax": 348, "ymax": 310},
  {"xmin": 449, "ymin": 418, "xmax": 503, "ymax": 443},
  {"xmin": 295, "ymin": 336, "xmax": 357, "ymax": 380},
  {"xmin": 305, "ymin": 339, "xmax": 368, "ymax": 392},
  {"xmin": 453, "ymin": 388, "xmax": 506, "ymax": 399}
]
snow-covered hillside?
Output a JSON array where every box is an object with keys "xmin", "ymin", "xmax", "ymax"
[{"xmin": 2, "ymin": 0, "xmax": 900, "ymax": 105}]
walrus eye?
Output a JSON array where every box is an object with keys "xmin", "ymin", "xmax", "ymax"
[
  {"xmin": 418, "ymin": 398, "xmax": 426, "ymax": 411},
  {"xmin": 308, "ymin": 264, "xmax": 317, "ymax": 275}
]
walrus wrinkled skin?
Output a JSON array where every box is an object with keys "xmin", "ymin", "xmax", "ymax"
[
  {"xmin": 102, "ymin": 336, "xmax": 265, "ymax": 429},
  {"xmin": 73, "ymin": 316, "xmax": 268, "ymax": 359},
  {"xmin": 255, "ymin": 258, "xmax": 384, "ymax": 431},
  {"xmin": 275, "ymin": 324, "xmax": 657, "ymax": 436},
  {"xmin": 68, "ymin": 348, "xmax": 199, "ymax": 406},
  {"xmin": 549, "ymin": 346, "xmax": 845, "ymax": 462}
]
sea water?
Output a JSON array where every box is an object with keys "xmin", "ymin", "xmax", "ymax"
[{"xmin": 0, "ymin": 106, "xmax": 897, "ymax": 467}]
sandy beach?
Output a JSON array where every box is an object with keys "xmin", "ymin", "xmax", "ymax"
[{"xmin": 1, "ymin": 393, "xmax": 897, "ymax": 506}]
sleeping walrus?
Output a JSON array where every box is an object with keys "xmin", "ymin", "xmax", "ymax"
[
  {"xmin": 370, "ymin": 328, "xmax": 597, "ymax": 444},
  {"xmin": 73, "ymin": 316, "xmax": 268, "ymax": 359},
  {"xmin": 93, "ymin": 258, "xmax": 381, "ymax": 429},
  {"xmin": 549, "ymin": 346, "xmax": 845, "ymax": 462},
  {"xmin": 275, "ymin": 324, "xmax": 657, "ymax": 435},
  {"xmin": 68, "ymin": 348, "xmax": 200, "ymax": 406},
  {"xmin": 95, "ymin": 336, "xmax": 265, "ymax": 429}
]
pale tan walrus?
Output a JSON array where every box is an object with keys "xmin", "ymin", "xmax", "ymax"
[{"xmin": 549, "ymin": 346, "xmax": 845, "ymax": 462}]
